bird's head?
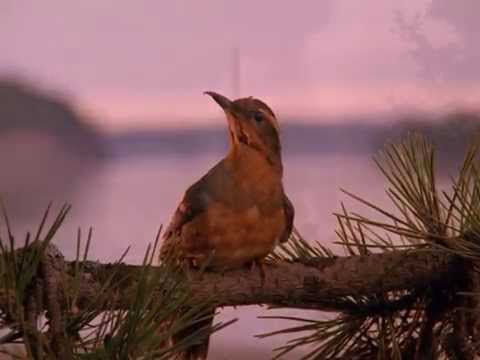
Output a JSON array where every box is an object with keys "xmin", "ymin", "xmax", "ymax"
[{"xmin": 205, "ymin": 91, "xmax": 282, "ymax": 169}]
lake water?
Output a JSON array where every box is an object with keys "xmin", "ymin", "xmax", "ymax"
[{"xmin": 10, "ymin": 151, "xmax": 395, "ymax": 359}]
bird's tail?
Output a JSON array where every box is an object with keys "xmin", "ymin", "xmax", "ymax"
[{"xmin": 170, "ymin": 308, "xmax": 215, "ymax": 360}]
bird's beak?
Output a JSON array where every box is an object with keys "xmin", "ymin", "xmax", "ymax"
[
  {"xmin": 204, "ymin": 91, "xmax": 233, "ymax": 112},
  {"xmin": 204, "ymin": 91, "xmax": 248, "ymax": 146}
]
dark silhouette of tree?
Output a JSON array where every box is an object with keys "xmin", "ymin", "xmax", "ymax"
[{"xmin": 0, "ymin": 79, "xmax": 105, "ymax": 219}]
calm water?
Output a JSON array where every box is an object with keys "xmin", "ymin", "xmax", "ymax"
[{"xmin": 13, "ymin": 152, "xmax": 389, "ymax": 359}]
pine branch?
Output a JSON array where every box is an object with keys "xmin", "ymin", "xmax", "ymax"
[
  {"xmin": 0, "ymin": 207, "xmax": 231, "ymax": 359},
  {"xmin": 0, "ymin": 246, "xmax": 457, "ymax": 314}
]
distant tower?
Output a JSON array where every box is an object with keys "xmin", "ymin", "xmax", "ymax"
[{"xmin": 232, "ymin": 46, "xmax": 241, "ymax": 98}]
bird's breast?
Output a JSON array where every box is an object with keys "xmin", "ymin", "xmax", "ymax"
[
  {"xmin": 181, "ymin": 199, "xmax": 285, "ymax": 269},
  {"xmin": 211, "ymin": 203, "xmax": 285, "ymax": 268}
]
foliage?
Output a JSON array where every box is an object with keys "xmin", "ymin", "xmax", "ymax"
[
  {"xmin": 0, "ymin": 204, "xmax": 230, "ymax": 359},
  {"xmin": 262, "ymin": 133, "xmax": 480, "ymax": 359}
]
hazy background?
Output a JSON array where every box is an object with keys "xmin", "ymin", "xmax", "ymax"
[{"xmin": 1, "ymin": 1, "xmax": 479, "ymax": 358}]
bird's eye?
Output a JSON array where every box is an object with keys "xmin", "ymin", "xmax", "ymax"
[{"xmin": 253, "ymin": 111, "xmax": 264, "ymax": 123}]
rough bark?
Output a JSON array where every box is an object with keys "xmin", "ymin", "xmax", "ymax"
[
  {"xmin": 39, "ymin": 249, "xmax": 72, "ymax": 359},
  {"xmin": 68, "ymin": 250, "xmax": 457, "ymax": 311},
  {"xmin": 0, "ymin": 247, "xmax": 458, "ymax": 314}
]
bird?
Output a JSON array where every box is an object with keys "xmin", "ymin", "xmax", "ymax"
[{"xmin": 159, "ymin": 91, "xmax": 294, "ymax": 359}]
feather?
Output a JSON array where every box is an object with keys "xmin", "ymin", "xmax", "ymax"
[{"xmin": 280, "ymin": 194, "xmax": 295, "ymax": 243}]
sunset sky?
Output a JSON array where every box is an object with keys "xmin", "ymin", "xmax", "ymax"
[{"xmin": 1, "ymin": 1, "xmax": 478, "ymax": 131}]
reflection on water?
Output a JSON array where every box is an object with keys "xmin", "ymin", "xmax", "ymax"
[{"xmin": 8, "ymin": 151, "xmax": 389, "ymax": 358}]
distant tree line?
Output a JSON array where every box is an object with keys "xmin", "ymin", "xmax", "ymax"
[{"xmin": 374, "ymin": 112, "xmax": 480, "ymax": 171}]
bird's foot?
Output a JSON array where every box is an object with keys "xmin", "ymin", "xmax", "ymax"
[
  {"xmin": 250, "ymin": 259, "xmax": 266, "ymax": 287},
  {"xmin": 182, "ymin": 258, "xmax": 205, "ymax": 280},
  {"xmin": 181, "ymin": 259, "xmax": 194, "ymax": 281}
]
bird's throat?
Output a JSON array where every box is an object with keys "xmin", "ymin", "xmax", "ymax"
[{"xmin": 227, "ymin": 144, "xmax": 283, "ymax": 185}]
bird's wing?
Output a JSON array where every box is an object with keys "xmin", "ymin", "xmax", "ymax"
[
  {"xmin": 158, "ymin": 182, "xmax": 214, "ymax": 360},
  {"xmin": 159, "ymin": 180, "xmax": 210, "ymax": 260},
  {"xmin": 160, "ymin": 163, "xmax": 221, "ymax": 259},
  {"xmin": 280, "ymin": 193, "xmax": 295, "ymax": 243}
]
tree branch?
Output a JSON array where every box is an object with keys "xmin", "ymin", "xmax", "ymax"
[
  {"xmin": 0, "ymin": 247, "xmax": 460, "ymax": 316},
  {"xmin": 40, "ymin": 247, "xmax": 72, "ymax": 360},
  {"xmin": 69, "ymin": 250, "xmax": 458, "ymax": 311}
]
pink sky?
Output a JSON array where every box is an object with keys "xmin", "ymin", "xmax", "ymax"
[{"xmin": 1, "ymin": 1, "xmax": 478, "ymax": 131}]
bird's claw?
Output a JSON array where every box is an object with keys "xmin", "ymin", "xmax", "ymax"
[{"xmin": 250, "ymin": 259, "xmax": 266, "ymax": 287}]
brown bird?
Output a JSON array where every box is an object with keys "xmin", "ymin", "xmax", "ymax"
[{"xmin": 159, "ymin": 91, "xmax": 294, "ymax": 359}]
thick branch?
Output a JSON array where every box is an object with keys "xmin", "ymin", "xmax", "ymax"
[
  {"xmin": 70, "ymin": 250, "xmax": 457, "ymax": 311},
  {"xmin": 40, "ymin": 249, "xmax": 72, "ymax": 359},
  {"xmin": 0, "ymin": 248, "xmax": 459, "ymax": 315}
]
